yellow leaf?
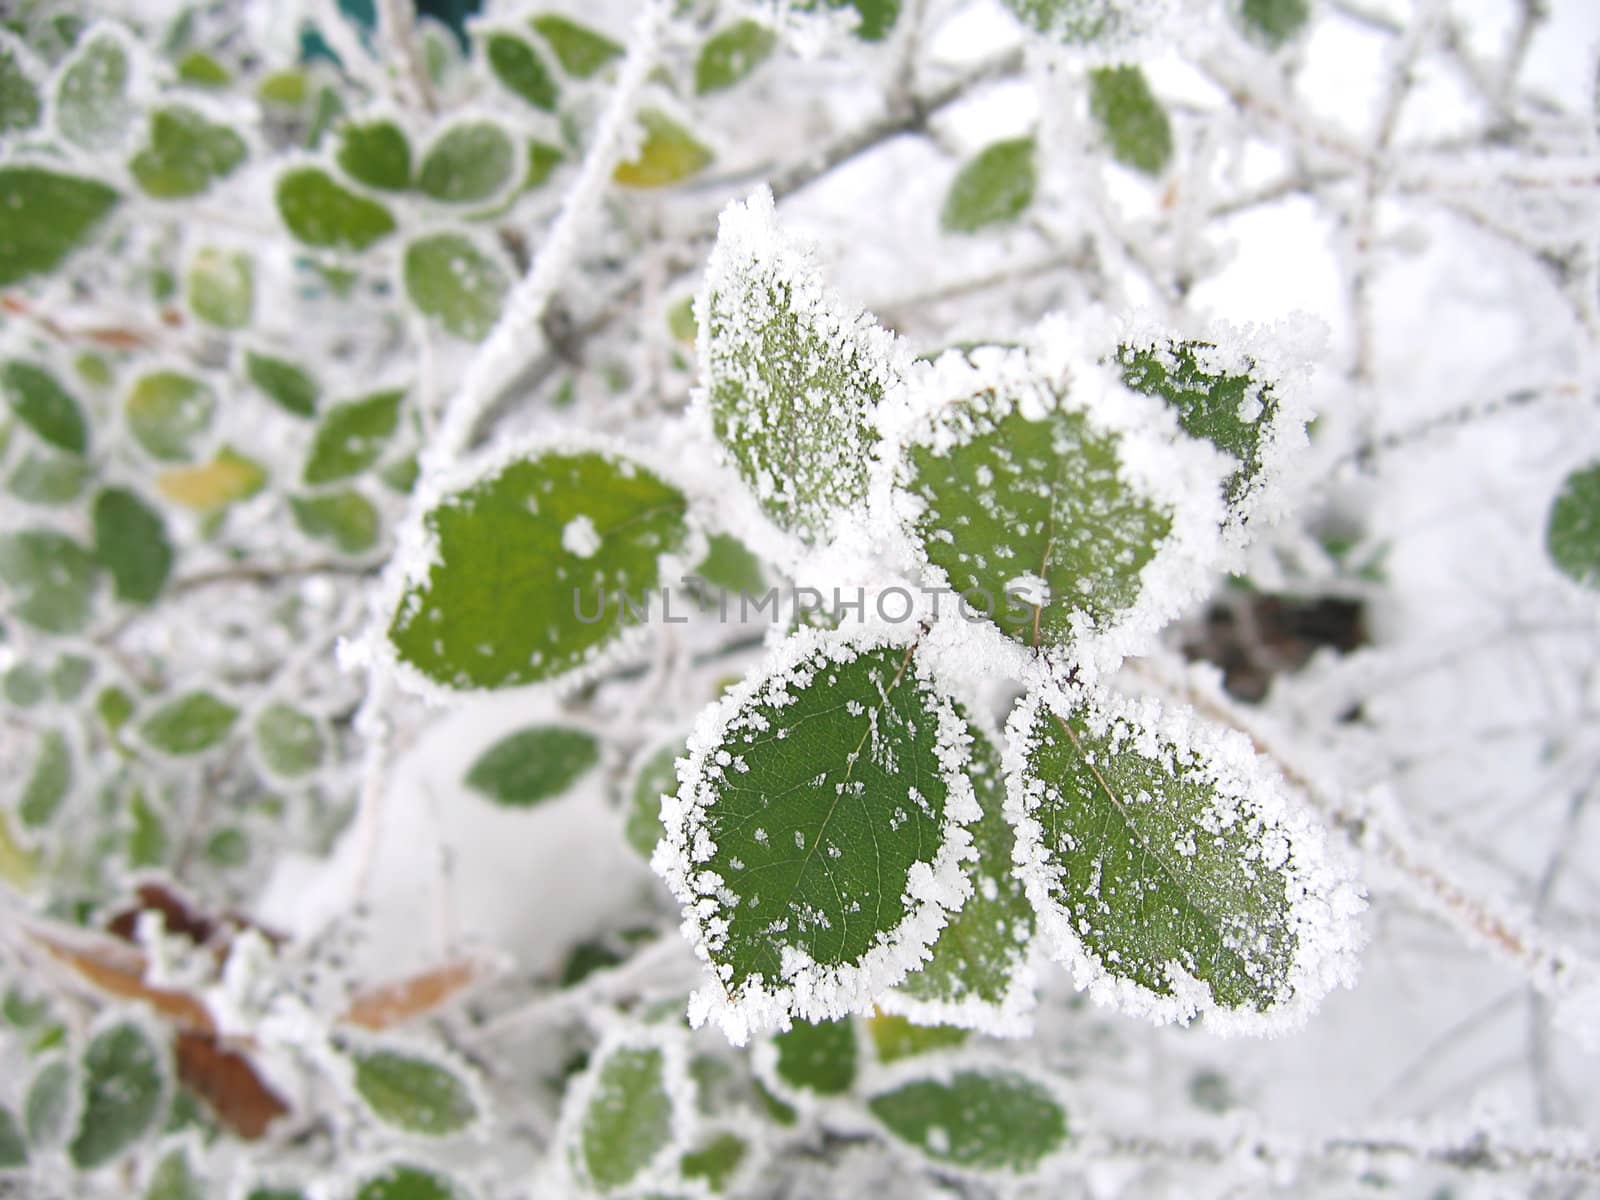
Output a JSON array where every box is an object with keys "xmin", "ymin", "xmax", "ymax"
[
  {"xmin": 0, "ymin": 809, "xmax": 39, "ymax": 890},
  {"xmin": 157, "ymin": 447, "xmax": 268, "ymax": 510},
  {"xmin": 613, "ymin": 109, "xmax": 712, "ymax": 189}
]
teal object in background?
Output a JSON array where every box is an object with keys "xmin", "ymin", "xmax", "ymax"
[{"xmin": 303, "ymin": 0, "xmax": 479, "ymax": 62}]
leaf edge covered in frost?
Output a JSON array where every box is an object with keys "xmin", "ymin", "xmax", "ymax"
[
  {"xmin": 1002, "ymin": 671, "xmax": 1364, "ymax": 1034},
  {"xmin": 655, "ymin": 622, "xmax": 981, "ymax": 1045}
]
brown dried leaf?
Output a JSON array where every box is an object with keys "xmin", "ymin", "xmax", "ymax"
[
  {"xmin": 176, "ymin": 1030, "xmax": 290, "ymax": 1139},
  {"xmin": 342, "ymin": 956, "xmax": 491, "ymax": 1031}
]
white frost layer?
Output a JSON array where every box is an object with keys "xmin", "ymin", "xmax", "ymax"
[{"xmin": 1003, "ymin": 668, "xmax": 1366, "ymax": 1036}]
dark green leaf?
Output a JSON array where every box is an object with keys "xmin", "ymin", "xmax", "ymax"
[
  {"xmin": 486, "ymin": 33, "xmax": 558, "ymax": 110},
  {"xmin": 350, "ymin": 1047, "xmax": 479, "ymax": 1136},
  {"xmin": 352, "ymin": 1164, "xmax": 466, "ymax": 1200},
  {"xmin": 625, "ymin": 742, "xmax": 680, "ymax": 859},
  {"xmin": 941, "ymin": 138, "xmax": 1037, "ymax": 233},
  {"xmin": 20, "ymin": 728, "xmax": 71, "ymax": 828},
  {"xmin": 93, "ymin": 487, "xmax": 173, "ymax": 604},
  {"xmin": 336, "ymin": 119, "xmax": 412, "ymax": 191},
  {"xmin": 0, "ymin": 41, "xmax": 42, "ymax": 133},
  {"xmin": 0, "ymin": 1105, "xmax": 24, "ymax": 1168},
  {"xmin": 0, "ymin": 530, "xmax": 98, "ymax": 634},
  {"xmin": 572, "ymin": 1039, "xmax": 676, "ymax": 1193},
  {"xmin": 1547, "ymin": 461, "xmax": 1600, "ymax": 589},
  {"xmin": 680, "ymin": 1131, "xmax": 746, "ymax": 1192},
  {"xmin": 417, "ymin": 122, "xmax": 516, "ymax": 204},
  {"xmin": 795, "ymin": 0, "xmax": 901, "ymax": 40},
  {"xmin": 138, "ymin": 691, "xmax": 238, "ymax": 756},
  {"xmin": 868, "ymin": 1068, "xmax": 1067, "ymax": 1172},
  {"xmin": 695, "ymin": 21, "xmax": 776, "ymax": 94},
  {"xmin": 464, "ymin": 725, "xmax": 600, "ymax": 808},
  {"xmin": 1089, "ymin": 65, "xmax": 1172, "ymax": 175},
  {"xmin": 1239, "ymin": 0, "xmax": 1311, "ymax": 45},
  {"xmin": 244, "ymin": 351, "xmax": 319, "ymax": 418},
  {"xmin": 130, "ymin": 106, "xmax": 247, "ymax": 199},
  {"xmin": 303, "ymin": 389, "xmax": 403, "ymax": 484},
  {"xmin": 771, "ymin": 1018, "xmax": 856, "ymax": 1097},
  {"xmin": 254, "ymin": 703, "xmax": 325, "ymax": 778},
  {"xmin": 276, "ymin": 167, "xmax": 396, "ymax": 251},
  {"xmin": 126, "ymin": 788, "xmax": 168, "ymax": 867},
  {"xmin": 290, "ymin": 490, "xmax": 380, "ymax": 555},
  {"xmin": 1000, "ymin": 0, "xmax": 1135, "ymax": 43},
  {"xmin": 531, "ymin": 15, "xmax": 622, "ymax": 78},
  {"xmin": 402, "ymin": 233, "xmax": 510, "ymax": 341},
  {"xmin": 2, "ymin": 360, "xmax": 88, "ymax": 454},
  {"xmin": 694, "ymin": 533, "xmax": 765, "ymax": 597},
  {"xmin": 68, "ymin": 1022, "xmax": 166, "ymax": 1169},
  {"xmin": 0, "ymin": 166, "xmax": 119, "ymax": 287}
]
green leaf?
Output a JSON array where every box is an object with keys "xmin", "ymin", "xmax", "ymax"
[
  {"xmin": 0, "ymin": 1105, "xmax": 24, "ymax": 1168},
  {"xmin": 486, "ymin": 33, "xmax": 558, "ymax": 110},
  {"xmin": 941, "ymin": 137, "xmax": 1036, "ymax": 233},
  {"xmin": 185, "ymin": 247, "xmax": 253, "ymax": 329},
  {"xmin": 93, "ymin": 487, "xmax": 173, "ymax": 604},
  {"xmin": 4, "ymin": 664, "xmax": 47, "ymax": 706},
  {"xmin": 695, "ymin": 21, "xmax": 776, "ymax": 94},
  {"xmin": 257, "ymin": 69, "xmax": 308, "ymax": 107},
  {"xmin": 349, "ymin": 1046, "xmax": 479, "ymax": 1136},
  {"xmin": 625, "ymin": 742, "xmax": 680, "ymax": 859},
  {"xmin": 417, "ymin": 122, "xmax": 516, "ymax": 204},
  {"xmin": 0, "ymin": 40, "xmax": 42, "ymax": 133},
  {"xmin": 866, "ymin": 1013, "xmax": 969, "ymax": 1063},
  {"xmin": 0, "ymin": 530, "xmax": 98, "ymax": 634},
  {"xmin": 175, "ymin": 49, "xmax": 230, "ymax": 87},
  {"xmin": 290, "ymin": 490, "xmax": 380, "ymax": 555},
  {"xmin": 1089, "ymin": 65, "xmax": 1173, "ymax": 176},
  {"xmin": 1000, "ymin": 0, "xmax": 1140, "ymax": 43},
  {"xmin": 157, "ymin": 448, "xmax": 267, "ymax": 510},
  {"xmin": 867, "ymin": 1068, "xmax": 1067, "ymax": 1172},
  {"xmin": 55, "ymin": 30, "xmax": 130, "ymax": 150},
  {"xmin": 680, "ymin": 1131, "xmax": 746, "ymax": 1192},
  {"xmin": 336, "ymin": 119, "xmax": 412, "ymax": 191},
  {"xmin": 276, "ymin": 167, "xmax": 396, "ymax": 251},
  {"xmin": 52, "ymin": 654, "xmax": 95, "ymax": 702},
  {"xmin": 387, "ymin": 446, "xmax": 690, "ymax": 690},
  {"xmin": 244, "ymin": 351, "xmax": 319, "ymax": 418},
  {"xmin": 127, "ymin": 370, "xmax": 215, "ymax": 462},
  {"xmin": 0, "ymin": 169, "xmax": 116, "ymax": 287},
  {"xmin": 130, "ymin": 106, "xmax": 247, "ymax": 199},
  {"xmin": 245, "ymin": 1189, "xmax": 307, "ymax": 1200},
  {"xmin": 795, "ymin": 0, "xmax": 901, "ymax": 40},
  {"xmin": 464, "ymin": 725, "xmax": 600, "ymax": 808},
  {"xmin": 660, "ymin": 628, "xmax": 977, "ymax": 1040},
  {"xmin": 2, "ymin": 361, "xmax": 87, "ymax": 455},
  {"xmin": 138, "ymin": 691, "xmax": 239, "ymax": 756},
  {"xmin": 20, "ymin": 728, "xmax": 71, "ymax": 828},
  {"xmin": 402, "ymin": 233, "xmax": 510, "ymax": 342},
  {"xmin": 694, "ymin": 533, "xmax": 765, "ymax": 596},
  {"xmin": 352, "ymin": 1164, "xmax": 467, "ymax": 1200},
  {"xmin": 0, "ymin": 810, "xmax": 39, "ymax": 889},
  {"xmin": 127, "ymin": 788, "xmax": 167, "ymax": 867},
  {"xmin": 8, "ymin": 450, "xmax": 88, "ymax": 505},
  {"xmin": 700, "ymin": 189, "xmax": 898, "ymax": 543},
  {"xmin": 1547, "ymin": 461, "xmax": 1600, "ymax": 589},
  {"xmin": 144, "ymin": 1147, "xmax": 204, "ymax": 1200},
  {"xmin": 613, "ymin": 109, "xmax": 712, "ymax": 188},
  {"xmin": 571, "ymin": 1037, "xmax": 677, "ymax": 1193},
  {"xmin": 24, "ymin": 1059, "xmax": 72, "ymax": 1146},
  {"xmin": 68, "ymin": 1022, "xmax": 167, "ymax": 1169},
  {"xmin": 1239, "ymin": 0, "xmax": 1311, "ymax": 45},
  {"xmin": 205, "ymin": 827, "xmax": 249, "ymax": 866},
  {"xmin": 770, "ymin": 1018, "xmax": 856, "ymax": 1097},
  {"xmin": 98, "ymin": 686, "xmax": 136, "ymax": 736},
  {"xmin": 254, "ymin": 703, "xmax": 325, "ymax": 779},
  {"xmin": 531, "ymin": 14, "xmax": 622, "ymax": 78},
  {"xmin": 303, "ymin": 389, "xmax": 403, "ymax": 484}
]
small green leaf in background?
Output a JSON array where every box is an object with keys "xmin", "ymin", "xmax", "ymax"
[
  {"xmin": 139, "ymin": 691, "xmax": 239, "ymax": 756},
  {"xmin": 290, "ymin": 490, "xmax": 380, "ymax": 554},
  {"xmin": 464, "ymin": 726, "xmax": 600, "ymax": 808},
  {"xmin": 868, "ymin": 1069, "xmax": 1067, "ymax": 1172},
  {"xmin": 1548, "ymin": 461, "xmax": 1600, "ymax": 589},
  {"xmin": 941, "ymin": 137, "xmax": 1037, "ymax": 233},
  {"xmin": 572, "ymin": 1040, "xmax": 675, "ymax": 1193},
  {"xmin": 68, "ymin": 1022, "xmax": 167, "ymax": 1170},
  {"xmin": 4, "ymin": 664, "xmax": 47, "ymax": 707},
  {"xmin": 403, "ymin": 233, "xmax": 510, "ymax": 342},
  {"xmin": 0, "ymin": 40, "xmax": 42, "ymax": 133},
  {"xmin": 1001, "ymin": 0, "xmax": 1128, "ymax": 43},
  {"xmin": 696, "ymin": 20, "xmax": 776, "ymax": 95},
  {"xmin": 0, "ymin": 810, "xmax": 39, "ymax": 890},
  {"xmin": 680, "ymin": 1131, "xmax": 746, "ymax": 1192},
  {"xmin": 257, "ymin": 69, "xmax": 308, "ymax": 107},
  {"xmin": 52, "ymin": 654, "xmax": 95, "ymax": 702},
  {"xmin": 157, "ymin": 447, "xmax": 268, "ymax": 511},
  {"xmin": 1089, "ymin": 65, "xmax": 1173, "ymax": 176},
  {"xmin": 186, "ymin": 247, "xmax": 253, "ymax": 329},
  {"xmin": 337, "ymin": 119, "xmax": 413, "ymax": 191},
  {"xmin": 175, "ymin": 49, "xmax": 231, "ymax": 87},
  {"xmin": 2, "ymin": 360, "xmax": 88, "ymax": 455},
  {"xmin": 127, "ymin": 788, "xmax": 168, "ymax": 867},
  {"xmin": 771, "ymin": 1018, "xmax": 856, "ymax": 1097},
  {"xmin": 244, "ymin": 351, "xmax": 319, "ymax": 418},
  {"xmin": 144, "ymin": 1146, "xmax": 204, "ymax": 1200},
  {"xmin": 24, "ymin": 1059, "xmax": 72, "ymax": 1146},
  {"xmin": 866, "ymin": 1013, "xmax": 969, "ymax": 1063},
  {"xmin": 0, "ymin": 1105, "xmax": 24, "ymax": 1168},
  {"xmin": 126, "ymin": 370, "xmax": 215, "ymax": 462},
  {"xmin": 254, "ymin": 703, "xmax": 326, "ymax": 779},
  {"xmin": 625, "ymin": 742, "xmax": 680, "ymax": 859},
  {"xmin": 417, "ymin": 122, "xmax": 516, "ymax": 203},
  {"xmin": 19, "ymin": 729, "xmax": 70, "ymax": 828},
  {"xmin": 486, "ymin": 32, "xmax": 558, "ymax": 110},
  {"xmin": 0, "ymin": 166, "xmax": 119, "ymax": 287},
  {"xmin": 353, "ymin": 1164, "xmax": 465, "ymax": 1200},
  {"xmin": 93, "ymin": 487, "xmax": 174, "ymax": 605},
  {"xmin": 531, "ymin": 14, "xmax": 622, "ymax": 78},
  {"xmin": 350, "ymin": 1046, "xmax": 479, "ymax": 1136},
  {"xmin": 795, "ymin": 0, "xmax": 902, "ymax": 40},
  {"xmin": 97, "ymin": 686, "xmax": 136, "ymax": 737},
  {"xmin": 276, "ymin": 167, "xmax": 396, "ymax": 251},
  {"xmin": 303, "ymin": 389, "xmax": 403, "ymax": 483},
  {"xmin": 613, "ymin": 109, "xmax": 712, "ymax": 188},
  {"xmin": 130, "ymin": 106, "xmax": 247, "ymax": 198},
  {"xmin": 1240, "ymin": 0, "xmax": 1311, "ymax": 45},
  {"xmin": 55, "ymin": 29, "xmax": 130, "ymax": 150},
  {"xmin": 8, "ymin": 450, "xmax": 88, "ymax": 506},
  {"xmin": 0, "ymin": 530, "xmax": 98, "ymax": 634}
]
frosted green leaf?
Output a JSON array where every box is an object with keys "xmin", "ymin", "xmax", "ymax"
[
  {"xmin": 93, "ymin": 487, "xmax": 173, "ymax": 604},
  {"xmin": 403, "ymin": 233, "xmax": 510, "ymax": 342},
  {"xmin": 52, "ymin": 654, "xmax": 94, "ymax": 702},
  {"xmin": 1001, "ymin": 0, "xmax": 1146, "ymax": 43},
  {"xmin": 941, "ymin": 138, "xmax": 1036, "ymax": 233},
  {"xmin": 206, "ymin": 828, "xmax": 248, "ymax": 866},
  {"xmin": 626, "ymin": 742, "xmax": 680, "ymax": 859},
  {"xmin": 4, "ymin": 664, "xmax": 47, "ymax": 707},
  {"xmin": 138, "ymin": 692, "xmax": 238, "ymax": 756},
  {"xmin": 771, "ymin": 1018, "xmax": 856, "ymax": 1096},
  {"xmin": 680, "ymin": 1132, "xmax": 746, "ymax": 1192},
  {"xmin": 866, "ymin": 1013, "xmax": 969, "ymax": 1062},
  {"xmin": 24, "ymin": 1059, "xmax": 72, "ymax": 1146},
  {"xmin": 245, "ymin": 1187, "xmax": 306, "ymax": 1200},
  {"xmin": 186, "ymin": 247, "xmax": 253, "ymax": 329},
  {"xmin": 0, "ymin": 1106, "xmax": 23, "ymax": 1168},
  {"xmin": 8, "ymin": 450, "xmax": 87, "ymax": 505},
  {"xmin": 867, "ymin": 1068, "xmax": 1067, "ymax": 1172},
  {"xmin": 660, "ymin": 628, "xmax": 977, "ymax": 1040},
  {"xmin": 55, "ymin": 30, "xmax": 129, "ymax": 150},
  {"xmin": 0, "ymin": 810, "xmax": 38, "ymax": 889},
  {"xmin": 98, "ymin": 686, "xmax": 136, "ymax": 736},
  {"xmin": 0, "ymin": 530, "xmax": 98, "ymax": 634},
  {"xmin": 613, "ymin": 110, "xmax": 712, "ymax": 188},
  {"xmin": 1547, "ymin": 461, "xmax": 1600, "ymax": 589},
  {"xmin": 531, "ymin": 15, "xmax": 622, "ymax": 78},
  {"xmin": 486, "ymin": 33, "xmax": 558, "ymax": 110},
  {"xmin": 417, "ymin": 122, "xmax": 516, "ymax": 204},
  {"xmin": 126, "ymin": 370, "xmax": 214, "ymax": 462},
  {"xmin": 336, "ymin": 119, "xmax": 412, "ymax": 191},
  {"xmin": 694, "ymin": 533, "xmax": 765, "ymax": 596},
  {"xmin": 68, "ymin": 1022, "xmax": 166, "ymax": 1169},
  {"xmin": 0, "ymin": 167, "xmax": 118, "ymax": 286},
  {"xmin": 20, "ymin": 729, "xmax": 70, "ymax": 828},
  {"xmin": 572, "ymin": 1041, "xmax": 676, "ymax": 1193},
  {"xmin": 276, "ymin": 168, "xmax": 396, "ymax": 251},
  {"xmin": 696, "ymin": 21, "xmax": 776, "ymax": 95},
  {"xmin": 176, "ymin": 49, "xmax": 230, "ymax": 87},
  {"xmin": 145, "ymin": 1147, "xmax": 203, "ymax": 1200},
  {"xmin": 700, "ymin": 189, "xmax": 899, "ymax": 543},
  {"xmin": 1089, "ymin": 66, "xmax": 1172, "ymax": 176},
  {"xmin": 290, "ymin": 490, "xmax": 380, "ymax": 555},
  {"xmin": 465, "ymin": 725, "xmax": 600, "ymax": 808},
  {"xmin": 303, "ymin": 389, "xmax": 403, "ymax": 484},
  {"xmin": 127, "ymin": 789, "xmax": 167, "ymax": 867},
  {"xmin": 350, "ymin": 1047, "xmax": 479, "ymax": 1136},
  {"xmin": 2, "ymin": 360, "xmax": 88, "ymax": 455},
  {"xmin": 245, "ymin": 351, "xmax": 318, "ymax": 418},
  {"xmin": 1240, "ymin": 0, "xmax": 1311, "ymax": 45},
  {"xmin": 795, "ymin": 0, "xmax": 901, "ymax": 40},
  {"xmin": 353, "ymin": 1164, "xmax": 467, "ymax": 1200},
  {"xmin": 254, "ymin": 703, "xmax": 325, "ymax": 778},
  {"xmin": 0, "ymin": 41, "xmax": 41, "ymax": 133},
  {"xmin": 130, "ymin": 107, "xmax": 247, "ymax": 199},
  {"xmin": 387, "ymin": 447, "xmax": 690, "ymax": 691}
]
